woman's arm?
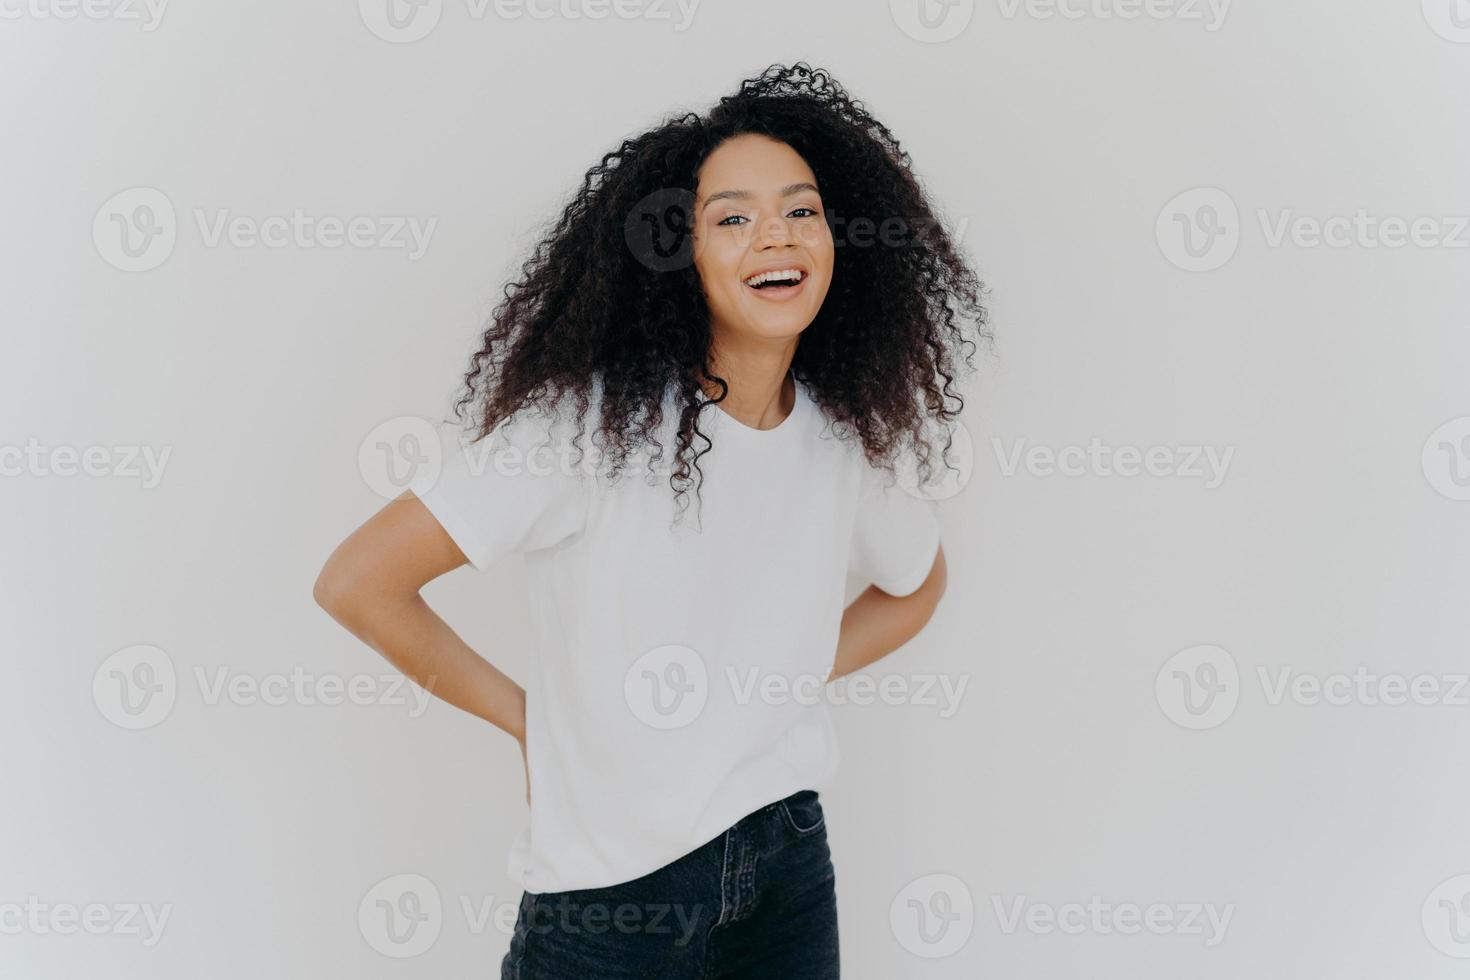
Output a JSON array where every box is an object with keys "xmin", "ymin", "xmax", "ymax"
[
  {"xmin": 827, "ymin": 544, "xmax": 947, "ymax": 682},
  {"xmin": 312, "ymin": 490, "xmax": 530, "ymax": 799}
]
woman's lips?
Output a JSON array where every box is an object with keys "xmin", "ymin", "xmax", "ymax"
[{"xmin": 743, "ymin": 276, "xmax": 809, "ymax": 302}]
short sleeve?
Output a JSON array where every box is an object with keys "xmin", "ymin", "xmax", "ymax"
[
  {"xmin": 410, "ymin": 405, "xmax": 592, "ymax": 571},
  {"xmin": 849, "ymin": 465, "xmax": 942, "ymax": 597}
]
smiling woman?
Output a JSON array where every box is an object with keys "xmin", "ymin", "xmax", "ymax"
[
  {"xmin": 451, "ymin": 61, "xmax": 989, "ymax": 512},
  {"xmin": 694, "ymin": 141, "xmax": 833, "ymax": 352},
  {"xmin": 313, "ymin": 61, "xmax": 987, "ymax": 979}
]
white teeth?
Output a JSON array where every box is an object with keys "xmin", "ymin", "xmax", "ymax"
[{"xmin": 743, "ymin": 269, "xmax": 805, "ymax": 287}]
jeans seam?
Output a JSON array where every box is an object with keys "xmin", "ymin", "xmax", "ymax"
[
  {"xmin": 507, "ymin": 892, "xmax": 535, "ymax": 979},
  {"xmin": 778, "ymin": 799, "xmax": 826, "ymax": 836}
]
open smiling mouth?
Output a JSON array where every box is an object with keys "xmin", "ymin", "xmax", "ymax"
[{"xmin": 742, "ymin": 267, "xmax": 809, "ymax": 300}]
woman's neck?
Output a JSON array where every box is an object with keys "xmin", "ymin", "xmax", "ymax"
[{"xmin": 702, "ymin": 342, "xmax": 797, "ymax": 431}]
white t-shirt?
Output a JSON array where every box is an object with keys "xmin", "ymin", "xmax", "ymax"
[{"xmin": 412, "ymin": 375, "xmax": 941, "ymax": 893}]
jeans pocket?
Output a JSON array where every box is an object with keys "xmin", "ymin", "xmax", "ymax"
[
  {"xmin": 501, "ymin": 892, "xmax": 537, "ymax": 979},
  {"xmin": 778, "ymin": 789, "xmax": 826, "ymax": 837}
]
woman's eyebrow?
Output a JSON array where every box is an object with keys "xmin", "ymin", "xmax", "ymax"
[{"xmin": 700, "ymin": 182, "xmax": 820, "ymax": 210}]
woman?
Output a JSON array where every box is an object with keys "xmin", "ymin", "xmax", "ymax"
[{"xmin": 314, "ymin": 62, "xmax": 986, "ymax": 978}]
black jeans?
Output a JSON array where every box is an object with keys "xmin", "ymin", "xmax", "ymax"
[{"xmin": 501, "ymin": 789, "xmax": 839, "ymax": 979}]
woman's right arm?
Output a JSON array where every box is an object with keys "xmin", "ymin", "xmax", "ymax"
[{"xmin": 312, "ymin": 490, "xmax": 529, "ymax": 796}]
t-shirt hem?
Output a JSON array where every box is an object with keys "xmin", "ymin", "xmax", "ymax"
[
  {"xmin": 509, "ymin": 769, "xmax": 840, "ymax": 894},
  {"xmin": 875, "ymin": 530, "xmax": 941, "ymax": 597},
  {"xmin": 411, "ymin": 480, "xmax": 490, "ymax": 571}
]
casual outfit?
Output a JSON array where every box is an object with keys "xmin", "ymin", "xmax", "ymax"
[
  {"xmin": 501, "ymin": 788, "xmax": 839, "ymax": 979},
  {"xmin": 411, "ymin": 373, "xmax": 940, "ymax": 970}
]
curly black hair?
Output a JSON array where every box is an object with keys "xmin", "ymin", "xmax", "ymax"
[{"xmin": 454, "ymin": 61, "xmax": 989, "ymax": 518}]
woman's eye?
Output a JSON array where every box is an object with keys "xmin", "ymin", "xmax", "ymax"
[
  {"xmin": 717, "ymin": 215, "xmax": 748, "ymax": 226},
  {"xmin": 790, "ymin": 207, "xmax": 819, "ymax": 218}
]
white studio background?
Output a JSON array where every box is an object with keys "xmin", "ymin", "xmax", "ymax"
[{"xmin": 3, "ymin": 1, "xmax": 1469, "ymax": 977}]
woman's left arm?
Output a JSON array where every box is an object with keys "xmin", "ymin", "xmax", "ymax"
[{"xmin": 827, "ymin": 545, "xmax": 947, "ymax": 682}]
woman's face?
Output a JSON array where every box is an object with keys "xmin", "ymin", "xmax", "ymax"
[{"xmin": 691, "ymin": 134, "xmax": 835, "ymax": 348}]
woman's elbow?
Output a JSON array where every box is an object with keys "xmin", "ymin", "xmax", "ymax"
[{"xmin": 313, "ymin": 548, "xmax": 363, "ymax": 622}]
